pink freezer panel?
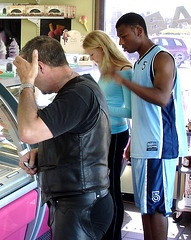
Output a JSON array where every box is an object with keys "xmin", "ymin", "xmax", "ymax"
[
  {"xmin": 0, "ymin": 190, "xmax": 37, "ymax": 239},
  {"xmin": 4, "ymin": 226, "xmax": 27, "ymax": 240},
  {"xmin": 36, "ymin": 205, "xmax": 50, "ymax": 238}
]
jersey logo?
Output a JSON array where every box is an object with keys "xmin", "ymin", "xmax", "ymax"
[
  {"xmin": 142, "ymin": 61, "xmax": 148, "ymax": 70},
  {"xmin": 152, "ymin": 191, "xmax": 161, "ymax": 202},
  {"xmin": 147, "ymin": 141, "xmax": 158, "ymax": 151}
]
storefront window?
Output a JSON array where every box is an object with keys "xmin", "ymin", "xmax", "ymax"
[{"xmin": 104, "ymin": 0, "xmax": 191, "ymax": 129}]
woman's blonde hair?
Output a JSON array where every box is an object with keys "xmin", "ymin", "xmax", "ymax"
[{"xmin": 83, "ymin": 30, "xmax": 132, "ymax": 77}]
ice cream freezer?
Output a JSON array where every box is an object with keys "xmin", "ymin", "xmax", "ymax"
[{"xmin": 0, "ymin": 81, "xmax": 50, "ymax": 240}]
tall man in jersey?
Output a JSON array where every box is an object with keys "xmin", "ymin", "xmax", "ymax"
[{"xmin": 111, "ymin": 12, "xmax": 188, "ymax": 240}]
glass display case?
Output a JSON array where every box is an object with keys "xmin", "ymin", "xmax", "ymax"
[
  {"xmin": 0, "ymin": 82, "xmax": 50, "ymax": 240},
  {"xmin": 0, "ymin": 82, "xmax": 34, "ymax": 204},
  {"xmin": 0, "ymin": 95, "xmax": 33, "ymax": 198}
]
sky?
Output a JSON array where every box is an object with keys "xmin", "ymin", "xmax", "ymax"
[{"xmin": 105, "ymin": 0, "xmax": 191, "ymax": 19}]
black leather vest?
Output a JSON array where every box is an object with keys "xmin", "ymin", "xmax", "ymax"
[{"xmin": 37, "ymin": 76, "xmax": 111, "ymax": 203}]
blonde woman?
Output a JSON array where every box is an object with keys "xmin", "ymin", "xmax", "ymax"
[{"xmin": 83, "ymin": 30, "xmax": 133, "ymax": 240}]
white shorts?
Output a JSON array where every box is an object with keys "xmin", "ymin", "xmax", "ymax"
[{"xmin": 131, "ymin": 157, "xmax": 177, "ymax": 216}]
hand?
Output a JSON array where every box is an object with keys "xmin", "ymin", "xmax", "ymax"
[
  {"xmin": 13, "ymin": 49, "xmax": 39, "ymax": 85},
  {"xmin": 113, "ymin": 72, "xmax": 125, "ymax": 85},
  {"xmin": 104, "ymin": 70, "xmax": 126, "ymax": 85},
  {"xmin": 19, "ymin": 148, "xmax": 38, "ymax": 175}
]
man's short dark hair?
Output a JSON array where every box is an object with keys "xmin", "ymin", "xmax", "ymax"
[
  {"xmin": 20, "ymin": 35, "xmax": 68, "ymax": 67},
  {"xmin": 116, "ymin": 12, "xmax": 148, "ymax": 36}
]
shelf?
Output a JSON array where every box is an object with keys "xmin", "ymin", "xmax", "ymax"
[
  {"xmin": 176, "ymin": 157, "xmax": 191, "ymax": 213},
  {"xmin": 181, "ymin": 165, "xmax": 191, "ymax": 174},
  {"xmin": 177, "ymin": 198, "xmax": 191, "ymax": 212},
  {"xmin": 0, "ymin": 16, "xmax": 66, "ymax": 27},
  {"xmin": 176, "ymin": 206, "xmax": 191, "ymax": 212},
  {"xmin": 0, "ymin": 16, "xmax": 65, "ymax": 19}
]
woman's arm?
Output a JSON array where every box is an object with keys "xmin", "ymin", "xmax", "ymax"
[{"xmin": 108, "ymin": 69, "xmax": 133, "ymax": 118}]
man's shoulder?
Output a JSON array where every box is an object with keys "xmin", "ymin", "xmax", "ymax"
[
  {"xmin": 78, "ymin": 74, "xmax": 98, "ymax": 86},
  {"xmin": 68, "ymin": 74, "xmax": 97, "ymax": 89},
  {"xmin": 75, "ymin": 74, "xmax": 102, "ymax": 95}
]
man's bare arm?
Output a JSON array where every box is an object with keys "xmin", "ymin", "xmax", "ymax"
[
  {"xmin": 14, "ymin": 50, "xmax": 53, "ymax": 144},
  {"xmin": 112, "ymin": 52, "xmax": 175, "ymax": 107}
]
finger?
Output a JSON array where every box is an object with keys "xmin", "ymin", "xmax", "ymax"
[
  {"xmin": 29, "ymin": 151, "xmax": 37, "ymax": 165},
  {"xmin": 19, "ymin": 162, "xmax": 31, "ymax": 171},
  {"xmin": 25, "ymin": 168, "xmax": 35, "ymax": 175},
  {"xmin": 28, "ymin": 168, "xmax": 37, "ymax": 175},
  {"xmin": 27, "ymin": 149, "xmax": 38, "ymax": 169},
  {"xmin": 19, "ymin": 152, "xmax": 30, "ymax": 168},
  {"xmin": 32, "ymin": 49, "xmax": 38, "ymax": 65},
  {"xmin": 13, "ymin": 56, "xmax": 21, "ymax": 67}
]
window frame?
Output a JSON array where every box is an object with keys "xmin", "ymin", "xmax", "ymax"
[{"xmin": 94, "ymin": 0, "xmax": 105, "ymax": 30}]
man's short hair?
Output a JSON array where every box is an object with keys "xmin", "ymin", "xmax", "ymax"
[
  {"xmin": 116, "ymin": 12, "xmax": 148, "ymax": 36},
  {"xmin": 20, "ymin": 35, "xmax": 68, "ymax": 67}
]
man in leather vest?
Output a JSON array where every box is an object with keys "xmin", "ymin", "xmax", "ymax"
[{"xmin": 14, "ymin": 36, "xmax": 113, "ymax": 240}]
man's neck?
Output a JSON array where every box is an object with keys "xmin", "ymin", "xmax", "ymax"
[
  {"xmin": 56, "ymin": 68, "xmax": 79, "ymax": 91},
  {"xmin": 138, "ymin": 39, "xmax": 155, "ymax": 59}
]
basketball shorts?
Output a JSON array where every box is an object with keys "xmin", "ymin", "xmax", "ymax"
[{"xmin": 131, "ymin": 157, "xmax": 177, "ymax": 216}]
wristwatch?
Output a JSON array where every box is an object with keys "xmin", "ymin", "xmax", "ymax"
[{"xmin": 19, "ymin": 83, "xmax": 35, "ymax": 94}]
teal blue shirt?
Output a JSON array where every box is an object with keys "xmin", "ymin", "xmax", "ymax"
[{"xmin": 98, "ymin": 69, "xmax": 133, "ymax": 134}]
